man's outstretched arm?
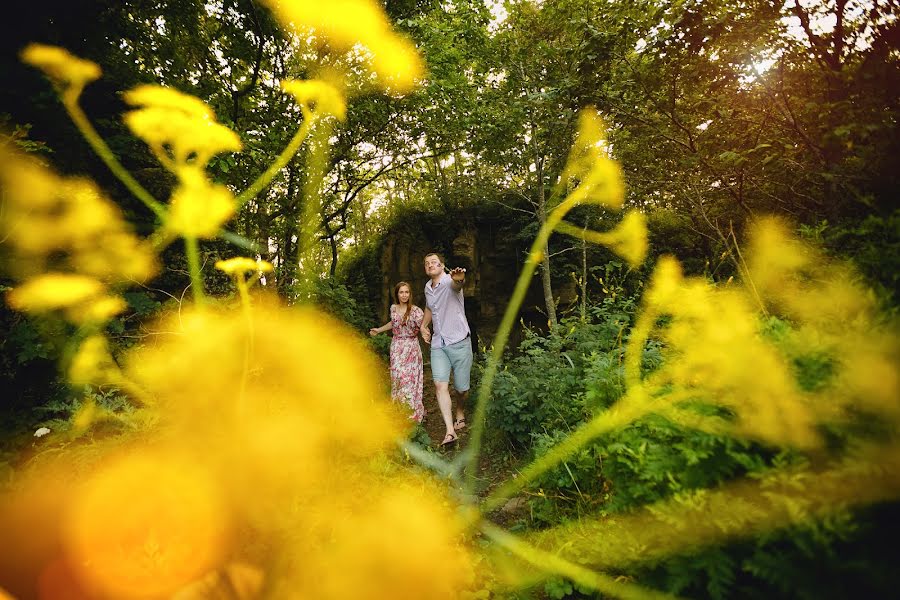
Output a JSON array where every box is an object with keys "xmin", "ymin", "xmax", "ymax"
[{"xmin": 450, "ymin": 267, "xmax": 467, "ymax": 291}]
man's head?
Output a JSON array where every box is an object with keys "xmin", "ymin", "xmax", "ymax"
[{"xmin": 423, "ymin": 252, "xmax": 445, "ymax": 278}]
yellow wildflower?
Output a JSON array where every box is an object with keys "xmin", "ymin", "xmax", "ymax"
[
  {"xmin": 62, "ymin": 452, "xmax": 229, "ymax": 599},
  {"xmin": 7, "ymin": 274, "xmax": 104, "ymax": 312},
  {"xmin": 71, "ymin": 232, "xmax": 158, "ymax": 283},
  {"xmin": 645, "ymin": 255, "xmax": 683, "ymax": 308},
  {"xmin": 282, "ymin": 79, "xmax": 347, "ymax": 120},
  {"xmin": 0, "ymin": 147, "xmax": 58, "ymax": 209},
  {"xmin": 363, "ymin": 33, "xmax": 426, "ymax": 92},
  {"xmin": 559, "ymin": 109, "xmax": 625, "ymax": 210},
  {"xmin": 123, "ymin": 84, "xmax": 215, "ymax": 119},
  {"xmin": 20, "ymin": 44, "xmax": 101, "ymax": 99},
  {"xmin": 260, "ymin": 0, "xmax": 424, "ymax": 92},
  {"xmin": 69, "ymin": 335, "xmax": 121, "ymax": 386},
  {"xmin": 0, "ymin": 150, "xmax": 157, "ymax": 282},
  {"xmin": 67, "ymin": 294, "xmax": 127, "ymax": 324},
  {"xmin": 586, "ymin": 210, "xmax": 648, "ymax": 268},
  {"xmin": 215, "ymin": 257, "xmax": 274, "ymax": 276},
  {"xmin": 123, "ymin": 85, "xmax": 242, "ymax": 169},
  {"xmin": 747, "ymin": 218, "xmax": 878, "ymax": 333},
  {"xmin": 309, "ymin": 485, "xmax": 473, "ymax": 598},
  {"xmin": 127, "ymin": 303, "xmax": 398, "ymax": 446},
  {"xmin": 839, "ymin": 338, "xmax": 900, "ymax": 420},
  {"xmin": 167, "ymin": 168, "xmax": 236, "ymax": 238}
]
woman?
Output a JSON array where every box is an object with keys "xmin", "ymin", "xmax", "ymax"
[{"xmin": 370, "ymin": 282, "xmax": 425, "ymax": 423}]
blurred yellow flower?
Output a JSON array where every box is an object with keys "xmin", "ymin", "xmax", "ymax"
[
  {"xmin": 747, "ymin": 217, "xmax": 876, "ymax": 329},
  {"xmin": 62, "ymin": 452, "xmax": 230, "ymax": 599},
  {"xmin": 282, "ymin": 79, "xmax": 347, "ymax": 120},
  {"xmin": 167, "ymin": 168, "xmax": 236, "ymax": 238},
  {"xmin": 560, "ymin": 109, "xmax": 625, "ymax": 210},
  {"xmin": 112, "ymin": 302, "xmax": 473, "ymax": 595},
  {"xmin": 645, "ymin": 255, "xmax": 683, "ymax": 308},
  {"xmin": 260, "ymin": 0, "xmax": 424, "ymax": 92},
  {"xmin": 215, "ymin": 257, "xmax": 274, "ymax": 276},
  {"xmin": 308, "ymin": 485, "xmax": 473, "ymax": 598},
  {"xmin": 124, "ymin": 84, "xmax": 215, "ymax": 119},
  {"xmin": 123, "ymin": 85, "xmax": 242, "ymax": 169},
  {"xmin": 20, "ymin": 44, "xmax": 100, "ymax": 99},
  {"xmin": 7, "ymin": 274, "xmax": 104, "ymax": 312},
  {"xmin": 69, "ymin": 294, "xmax": 127, "ymax": 324},
  {"xmin": 585, "ymin": 210, "xmax": 648, "ymax": 268},
  {"xmin": 127, "ymin": 303, "xmax": 398, "ymax": 445},
  {"xmin": 69, "ymin": 335, "xmax": 121, "ymax": 386},
  {"xmin": 0, "ymin": 148, "xmax": 157, "ymax": 283}
]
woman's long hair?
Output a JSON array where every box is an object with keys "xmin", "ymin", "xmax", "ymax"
[{"xmin": 393, "ymin": 281, "xmax": 415, "ymax": 323}]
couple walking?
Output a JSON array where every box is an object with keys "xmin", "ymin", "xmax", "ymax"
[{"xmin": 370, "ymin": 253, "xmax": 472, "ymax": 446}]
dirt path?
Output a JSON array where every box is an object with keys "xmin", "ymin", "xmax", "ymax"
[
  {"xmin": 419, "ymin": 364, "xmax": 521, "ymax": 506},
  {"xmin": 413, "ymin": 360, "xmax": 532, "ymax": 531}
]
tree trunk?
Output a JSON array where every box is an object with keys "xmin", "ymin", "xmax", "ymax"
[{"xmin": 534, "ymin": 153, "xmax": 558, "ymax": 332}]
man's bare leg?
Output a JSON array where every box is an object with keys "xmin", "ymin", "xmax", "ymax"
[
  {"xmin": 452, "ymin": 389, "xmax": 468, "ymax": 427},
  {"xmin": 434, "ymin": 381, "xmax": 456, "ymax": 438}
]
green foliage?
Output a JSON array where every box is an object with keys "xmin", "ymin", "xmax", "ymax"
[
  {"xmin": 303, "ymin": 278, "xmax": 374, "ymax": 334},
  {"xmin": 820, "ymin": 210, "xmax": 900, "ymax": 308},
  {"xmin": 4, "ymin": 316, "xmax": 60, "ymax": 365},
  {"xmin": 33, "ymin": 387, "xmax": 135, "ymax": 438},
  {"xmin": 483, "ymin": 276, "xmax": 896, "ymax": 597},
  {"xmin": 486, "ymin": 283, "xmax": 641, "ymax": 450}
]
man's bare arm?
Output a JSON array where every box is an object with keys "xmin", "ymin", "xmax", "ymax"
[{"xmin": 421, "ymin": 307, "xmax": 432, "ymax": 342}]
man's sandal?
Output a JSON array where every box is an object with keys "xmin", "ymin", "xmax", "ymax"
[
  {"xmin": 441, "ymin": 432, "xmax": 458, "ymax": 446},
  {"xmin": 453, "ymin": 418, "xmax": 466, "ymax": 431}
]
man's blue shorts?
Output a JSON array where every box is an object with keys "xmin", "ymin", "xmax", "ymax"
[{"xmin": 430, "ymin": 336, "xmax": 473, "ymax": 392}]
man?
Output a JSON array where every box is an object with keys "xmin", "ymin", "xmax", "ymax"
[{"xmin": 421, "ymin": 252, "xmax": 472, "ymax": 446}]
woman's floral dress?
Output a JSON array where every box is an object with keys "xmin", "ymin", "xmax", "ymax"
[{"xmin": 390, "ymin": 304, "xmax": 425, "ymax": 422}]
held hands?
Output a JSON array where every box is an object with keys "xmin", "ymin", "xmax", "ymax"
[
  {"xmin": 369, "ymin": 328, "xmax": 379, "ymax": 337},
  {"xmin": 421, "ymin": 328, "xmax": 432, "ymax": 343},
  {"xmin": 450, "ymin": 267, "xmax": 466, "ymax": 282}
]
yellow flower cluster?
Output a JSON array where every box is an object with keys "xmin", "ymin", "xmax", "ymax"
[
  {"xmin": 282, "ymin": 79, "xmax": 347, "ymax": 120},
  {"xmin": 68, "ymin": 335, "xmax": 122, "ymax": 386},
  {"xmin": 215, "ymin": 257, "xmax": 273, "ymax": 278},
  {"xmin": 7, "ymin": 275, "xmax": 127, "ymax": 325},
  {"xmin": 0, "ymin": 148, "xmax": 155, "ymax": 325},
  {"xmin": 0, "ymin": 149, "xmax": 156, "ymax": 282},
  {"xmin": 260, "ymin": 0, "xmax": 424, "ymax": 92},
  {"xmin": 626, "ymin": 218, "xmax": 899, "ymax": 449},
  {"xmin": 121, "ymin": 85, "xmax": 242, "ymax": 239},
  {"xmin": 166, "ymin": 167, "xmax": 238, "ymax": 239},
  {"xmin": 19, "ymin": 43, "xmax": 101, "ymax": 101},
  {"xmin": 745, "ymin": 217, "xmax": 899, "ymax": 422},
  {"xmin": 123, "ymin": 85, "xmax": 242, "ymax": 170},
  {"xmin": 560, "ymin": 109, "xmax": 625, "ymax": 210},
  {"xmin": 555, "ymin": 109, "xmax": 648, "ymax": 268},
  {"xmin": 0, "ymin": 304, "xmax": 474, "ymax": 599},
  {"xmin": 639, "ymin": 256, "xmax": 819, "ymax": 447}
]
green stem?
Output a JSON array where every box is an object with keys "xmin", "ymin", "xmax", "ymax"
[
  {"xmin": 236, "ymin": 108, "xmax": 318, "ymax": 207},
  {"xmin": 63, "ymin": 98, "xmax": 167, "ymax": 220},
  {"xmin": 480, "ymin": 522, "xmax": 681, "ymax": 600},
  {"xmin": 185, "ymin": 235, "xmax": 206, "ymax": 305}
]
